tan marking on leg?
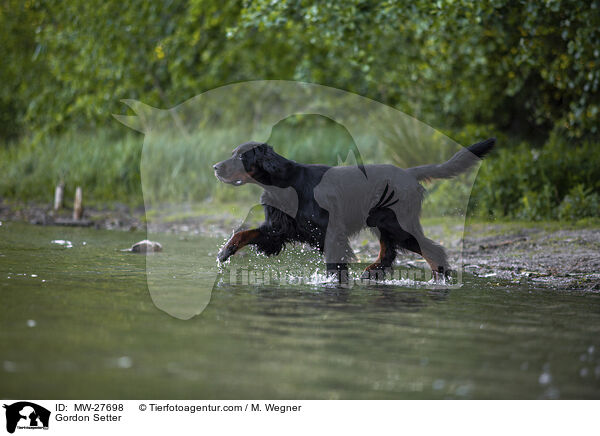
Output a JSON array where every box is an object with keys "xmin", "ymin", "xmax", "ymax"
[
  {"xmin": 228, "ymin": 229, "xmax": 260, "ymax": 251},
  {"xmin": 365, "ymin": 239, "xmax": 387, "ymax": 271}
]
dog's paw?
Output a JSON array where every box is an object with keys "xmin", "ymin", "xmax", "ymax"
[
  {"xmin": 360, "ymin": 264, "xmax": 391, "ymax": 281},
  {"xmin": 431, "ymin": 266, "xmax": 455, "ymax": 283},
  {"xmin": 217, "ymin": 243, "xmax": 237, "ymax": 263},
  {"xmin": 443, "ymin": 268, "xmax": 456, "ymax": 279},
  {"xmin": 326, "ymin": 263, "xmax": 349, "ymax": 283}
]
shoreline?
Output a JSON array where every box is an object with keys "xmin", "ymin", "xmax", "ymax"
[
  {"xmin": 1, "ymin": 200, "xmax": 599, "ymax": 291},
  {"xmin": 460, "ymin": 223, "xmax": 600, "ymax": 292}
]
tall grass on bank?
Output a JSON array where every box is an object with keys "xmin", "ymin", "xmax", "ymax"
[
  {"xmin": 1, "ymin": 122, "xmax": 598, "ymax": 222},
  {"xmin": 0, "ymin": 118, "xmax": 469, "ymax": 218},
  {"xmin": 0, "ymin": 129, "xmax": 144, "ymax": 207},
  {"xmin": 138, "ymin": 116, "xmax": 389, "ymax": 209},
  {"xmin": 0, "ymin": 118, "xmax": 386, "ymax": 208}
]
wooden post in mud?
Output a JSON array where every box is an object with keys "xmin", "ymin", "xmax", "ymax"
[
  {"xmin": 73, "ymin": 186, "xmax": 83, "ymax": 220},
  {"xmin": 54, "ymin": 182, "xmax": 65, "ymax": 211}
]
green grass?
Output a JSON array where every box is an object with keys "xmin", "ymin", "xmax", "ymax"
[
  {"xmin": 0, "ymin": 129, "xmax": 144, "ymax": 207},
  {"xmin": 2, "ymin": 117, "xmax": 599, "ymax": 223},
  {"xmin": 0, "ymin": 117, "xmax": 474, "ymax": 219},
  {"xmin": 463, "ymin": 217, "xmax": 600, "ymax": 239}
]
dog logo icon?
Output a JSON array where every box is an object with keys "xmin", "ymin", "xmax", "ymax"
[{"xmin": 3, "ymin": 402, "xmax": 50, "ymax": 433}]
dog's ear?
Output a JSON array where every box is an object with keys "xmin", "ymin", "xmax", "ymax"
[{"xmin": 260, "ymin": 146, "xmax": 293, "ymax": 181}]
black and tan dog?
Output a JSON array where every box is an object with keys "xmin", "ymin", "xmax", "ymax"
[{"xmin": 214, "ymin": 138, "xmax": 495, "ymax": 280}]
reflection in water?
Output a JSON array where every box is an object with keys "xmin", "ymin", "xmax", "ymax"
[
  {"xmin": 214, "ymin": 263, "xmax": 451, "ymax": 314},
  {"xmin": 369, "ymin": 287, "xmax": 450, "ymax": 312}
]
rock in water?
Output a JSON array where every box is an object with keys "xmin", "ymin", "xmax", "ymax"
[{"xmin": 123, "ymin": 240, "xmax": 163, "ymax": 253}]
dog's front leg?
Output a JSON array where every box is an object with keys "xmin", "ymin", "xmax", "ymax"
[
  {"xmin": 218, "ymin": 229, "xmax": 262, "ymax": 262},
  {"xmin": 326, "ymin": 262, "xmax": 349, "ymax": 282},
  {"xmin": 323, "ymin": 229, "xmax": 354, "ymax": 283}
]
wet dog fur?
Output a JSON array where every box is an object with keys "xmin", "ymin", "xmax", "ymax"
[{"xmin": 214, "ymin": 138, "xmax": 495, "ymax": 280}]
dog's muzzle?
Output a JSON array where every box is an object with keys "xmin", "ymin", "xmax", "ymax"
[{"xmin": 213, "ymin": 160, "xmax": 247, "ymax": 186}]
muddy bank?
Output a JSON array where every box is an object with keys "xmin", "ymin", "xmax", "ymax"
[
  {"xmin": 351, "ymin": 222, "xmax": 600, "ymax": 291},
  {"xmin": 1, "ymin": 200, "xmax": 598, "ymax": 291},
  {"xmin": 460, "ymin": 224, "xmax": 600, "ymax": 291},
  {"xmin": 0, "ymin": 200, "xmax": 145, "ymax": 231}
]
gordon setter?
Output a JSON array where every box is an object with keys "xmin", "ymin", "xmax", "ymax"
[{"xmin": 214, "ymin": 138, "xmax": 495, "ymax": 280}]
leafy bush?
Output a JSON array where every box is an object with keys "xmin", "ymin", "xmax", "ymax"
[
  {"xmin": 470, "ymin": 130, "xmax": 600, "ymax": 220},
  {"xmin": 518, "ymin": 185, "xmax": 558, "ymax": 221},
  {"xmin": 558, "ymin": 185, "xmax": 600, "ymax": 222},
  {"xmin": 2, "ymin": 0, "xmax": 599, "ymax": 140}
]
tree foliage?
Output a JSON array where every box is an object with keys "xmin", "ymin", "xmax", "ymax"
[{"xmin": 1, "ymin": 0, "xmax": 599, "ymax": 139}]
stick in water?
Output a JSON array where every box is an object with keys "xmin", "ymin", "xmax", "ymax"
[
  {"xmin": 54, "ymin": 182, "xmax": 64, "ymax": 211},
  {"xmin": 73, "ymin": 186, "xmax": 83, "ymax": 220}
]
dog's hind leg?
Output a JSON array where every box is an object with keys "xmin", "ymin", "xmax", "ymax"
[
  {"xmin": 362, "ymin": 205, "xmax": 410, "ymax": 280},
  {"xmin": 402, "ymin": 226, "xmax": 451, "ymax": 280},
  {"xmin": 364, "ymin": 207, "xmax": 451, "ymax": 280},
  {"xmin": 360, "ymin": 231, "xmax": 397, "ymax": 280}
]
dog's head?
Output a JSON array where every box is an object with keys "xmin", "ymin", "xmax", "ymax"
[{"xmin": 213, "ymin": 142, "xmax": 293, "ymax": 187}]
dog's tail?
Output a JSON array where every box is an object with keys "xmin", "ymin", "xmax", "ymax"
[{"xmin": 407, "ymin": 138, "xmax": 495, "ymax": 182}]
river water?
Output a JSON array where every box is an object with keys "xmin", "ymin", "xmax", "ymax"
[{"xmin": 1, "ymin": 222, "xmax": 599, "ymax": 398}]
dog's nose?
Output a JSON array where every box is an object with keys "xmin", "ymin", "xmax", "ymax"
[{"xmin": 213, "ymin": 163, "xmax": 220, "ymax": 170}]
